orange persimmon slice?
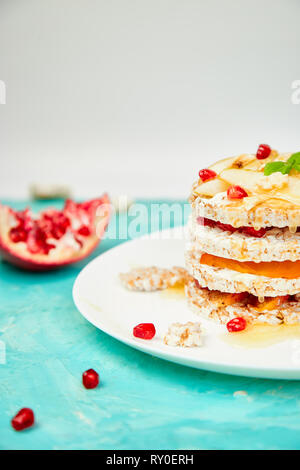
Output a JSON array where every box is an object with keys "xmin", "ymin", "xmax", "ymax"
[
  {"xmin": 252, "ymin": 296, "xmax": 289, "ymax": 312},
  {"xmin": 200, "ymin": 253, "xmax": 300, "ymax": 279}
]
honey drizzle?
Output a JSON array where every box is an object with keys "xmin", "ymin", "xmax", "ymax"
[{"xmin": 222, "ymin": 323, "xmax": 300, "ymax": 348}]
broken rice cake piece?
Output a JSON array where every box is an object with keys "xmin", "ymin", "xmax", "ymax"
[
  {"xmin": 119, "ymin": 266, "xmax": 189, "ymax": 292},
  {"xmin": 164, "ymin": 322, "xmax": 203, "ymax": 347}
]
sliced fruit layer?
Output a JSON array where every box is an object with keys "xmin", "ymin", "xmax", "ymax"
[
  {"xmin": 0, "ymin": 195, "xmax": 111, "ymax": 270},
  {"xmin": 194, "ymin": 280, "xmax": 290, "ymax": 309},
  {"xmin": 192, "ymin": 151, "xmax": 300, "ymax": 210},
  {"xmin": 252, "ymin": 295, "xmax": 289, "ymax": 312},
  {"xmin": 200, "ymin": 253, "xmax": 300, "ymax": 279},
  {"xmin": 186, "ymin": 278, "xmax": 300, "ymax": 325},
  {"xmin": 197, "ymin": 217, "xmax": 269, "ymax": 237}
]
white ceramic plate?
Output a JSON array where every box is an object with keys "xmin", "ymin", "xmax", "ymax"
[{"xmin": 73, "ymin": 227, "xmax": 300, "ymax": 380}]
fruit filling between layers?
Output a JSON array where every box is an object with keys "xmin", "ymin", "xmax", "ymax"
[
  {"xmin": 200, "ymin": 253, "xmax": 300, "ymax": 279},
  {"xmin": 197, "ymin": 217, "xmax": 300, "ymax": 237},
  {"xmin": 186, "ymin": 279, "xmax": 300, "ymax": 325},
  {"xmin": 193, "ymin": 281, "xmax": 292, "ymax": 310}
]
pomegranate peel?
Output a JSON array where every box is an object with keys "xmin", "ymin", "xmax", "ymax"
[{"xmin": 0, "ymin": 194, "xmax": 111, "ymax": 271}]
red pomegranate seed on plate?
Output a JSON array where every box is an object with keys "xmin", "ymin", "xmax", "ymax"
[
  {"xmin": 227, "ymin": 185, "xmax": 248, "ymax": 200},
  {"xmin": 82, "ymin": 369, "xmax": 99, "ymax": 389},
  {"xmin": 11, "ymin": 408, "xmax": 34, "ymax": 431},
  {"xmin": 256, "ymin": 144, "xmax": 271, "ymax": 160},
  {"xmin": 133, "ymin": 323, "xmax": 156, "ymax": 340},
  {"xmin": 226, "ymin": 317, "xmax": 247, "ymax": 333},
  {"xmin": 198, "ymin": 168, "xmax": 217, "ymax": 182}
]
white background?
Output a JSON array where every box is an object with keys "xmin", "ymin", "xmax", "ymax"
[{"xmin": 0, "ymin": 0, "xmax": 300, "ymax": 200}]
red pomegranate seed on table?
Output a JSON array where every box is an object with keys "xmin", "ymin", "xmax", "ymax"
[
  {"xmin": 227, "ymin": 185, "xmax": 248, "ymax": 200},
  {"xmin": 226, "ymin": 317, "xmax": 247, "ymax": 332},
  {"xmin": 198, "ymin": 168, "xmax": 217, "ymax": 182},
  {"xmin": 11, "ymin": 408, "xmax": 34, "ymax": 431},
  {"xmin": 256, "ymin": 144, "xmax": 271, "ymax": 160},
  {"xmin": 82, "ymin": 369, "xmax": 99, "ymax": 389},
  {"xmin": 133, "ymin": 323, "xmax": 156, "ymax": 340}
]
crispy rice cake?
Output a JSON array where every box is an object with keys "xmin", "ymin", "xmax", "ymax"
[
  {"xmin": 185, "ymin": 279, "xmax": 300, "ymax": 325},
  {"xmin": 187, "ymin": 214, "xmax": 300, "ymax": 262},
  {"xmin": 190, "ymin": 152, "xmax": 300, "ymax": 229},
  {"xmin": 185, "ymin": 250, "xmax": 300, "ymax": 298}
]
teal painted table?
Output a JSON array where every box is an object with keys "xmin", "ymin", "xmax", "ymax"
[{"xmin": 1, "ymin": 199, "xmax": 300, "ymax": 450}]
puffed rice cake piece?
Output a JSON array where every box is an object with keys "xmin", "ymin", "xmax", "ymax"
[
  {"xmin": 164, "ymin": 322, "xmax": 203, "ymax": 347},
  {"xmin": 119, "ymin": 266, "xmax": 189, "ymax": 292}
]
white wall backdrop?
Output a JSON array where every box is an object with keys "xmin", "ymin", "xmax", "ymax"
[{"xmin": 0, "ymin": 0, "xmax": 300, "ymax": 199}]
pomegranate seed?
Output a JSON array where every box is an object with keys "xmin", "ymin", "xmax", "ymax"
[
  {"xmin": 26, "ymin": 229, "xmax": 43, "ymax": 254},
  {"xmin": 82, "ymin": 369, "xmax": 99, "ymax": 389},
  {"xmin": 77, "ymin": 225, "xmax": 91, "ymax": 236},
  {"xmin": 216, "ymin": 221, "xmax": 237, "ymax": 233},
  {"xmin": 196, "ymin": 217, "xmax": 216, "ymax": 228},
  {"xmin": 256, "ymin": 144, "xmax": 271, "ymax": 160},
  {"xmin": 11, "ymin": 408, "xmax": 34, "ymax": 431},
  {"xmin": 15, "ymin": 209, "xmax": 33, "ymax": 232},
  {"xmin": 198, "ymin": 168, "xmax": 217, "ymax": 182},
  {"xmin": 241, "ymin": 226, "xmax": 266, "ymax": 238},
  {"xmin": 40, "ymin": 210, "xmax": 70, "ymax": 240},
  {"xmin": 133, "ymin": 323, "xmax": 156, "ymax": 340},
  {"xmin": 226, "ymin": 317, "xmax": 247, "ymax": 332},
  {"xmin": 197, "ymin": 217, "xmax": 268, "ymax": 237},
  {"xmin": 9, "ymin": 227, "xmax": 28, "ymax": 243},
  {"xmin": 227, "ymin": 185, "xmax": 248, "ymax": 200}
]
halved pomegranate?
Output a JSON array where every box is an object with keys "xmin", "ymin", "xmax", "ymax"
[{"xmin": 0, "ymin": 194, "xmax": 110, "ymax": 271}]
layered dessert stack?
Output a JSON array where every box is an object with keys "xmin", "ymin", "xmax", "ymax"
[{"xmin": 185, "ymin": 145, "xmax": 300, "ymax": 328}]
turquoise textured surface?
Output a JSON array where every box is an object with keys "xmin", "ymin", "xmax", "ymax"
[{"xmin": 1, "ymin": 199, "xmax": 300, "ymax": 450}]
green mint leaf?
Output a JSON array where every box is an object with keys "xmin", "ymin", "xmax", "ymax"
[
  {"xmin": 282, "ymin": 160, "xmax": 294, "ymax": 174},
  {"xmin": 264, "ymin": 161, "xmax": 286, "ymax": 176},
  {"xmin": 289, "ymin": 152, "xmax": 300, "ymax": 163},
  {"xmin": 263, "ymin": 151, "xmax": 300, "ymax": 176},
  {"xmin": 286, "ymin": 152, "xmax": 300, "ymax": 174}
]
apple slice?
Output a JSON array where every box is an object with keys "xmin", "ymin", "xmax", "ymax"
[
  {"xmin": 220, "ymin": 168, "xmax": 300, "ymax": 205},
  {"xmin": 208, "ymin": 154, "xmax": 258, "ymax": 175},
  {"xmin": 193, "ymin": 178, "xmax": 230, "ymax": 197},
  {"xmin": 209, "ymin": 156, "xmax": 236, "ymax": 174},
  {"xmin": 277, "ymin": 177, "xmax": 300, "ymax": 205},
  {"xmin": 230, "ymin": 154, "xmax": 257, "ymax": 169},
  {"xmin": 220, "ymin": 169, "xmax": 262, "ymax": 192}
]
